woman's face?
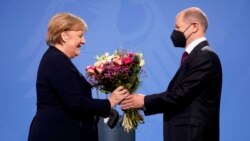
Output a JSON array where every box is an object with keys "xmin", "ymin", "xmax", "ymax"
[{"xmin": 62, "ymin": 30, "xmax": 85, "ymax": 58}]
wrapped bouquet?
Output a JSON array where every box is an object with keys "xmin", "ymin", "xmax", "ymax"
[{"xmin": 85, "ymin": 49, "xmax": 145, "ymax": 132}]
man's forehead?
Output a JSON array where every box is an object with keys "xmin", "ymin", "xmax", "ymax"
[{"xmin": 175, "ymin": 14, "xmax": 184, "ymax": 24}]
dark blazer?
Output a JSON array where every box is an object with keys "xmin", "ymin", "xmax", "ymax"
[
  {"xmin": 144, "ymin": 41, "xmax": 222, "ymax": 141},
  {"xmin": 28, "ymin": 47, "xmax": 111, "ymax": 141}
]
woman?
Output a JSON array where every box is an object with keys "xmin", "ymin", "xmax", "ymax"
[{"xmin": 28, "ymin": 13, "xmax": 129, "ymax": 141}]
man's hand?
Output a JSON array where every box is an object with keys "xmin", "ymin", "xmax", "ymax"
[{"xmin": 121, "ymin": 94, "xmax": 145, "ymax": 110}]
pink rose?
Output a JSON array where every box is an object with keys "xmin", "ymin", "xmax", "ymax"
[
  {"xmin": 113, "ymin": 56, "xmax": 123, "ymax": 65},
  {"xmin": 122, "ymin": 57, "xmax": 133, "ymax": 65},
  {"xmin": 86, "ymin": 65, "xmax": 96, "ymax": 75},
  {"xmin": 94, "ymin": 61, "xmax": 104, "ymax": 74}
]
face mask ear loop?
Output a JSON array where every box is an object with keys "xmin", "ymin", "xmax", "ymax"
[
  {"xmin": 183, "ymin": 24, "xmax": 193, "ymax": 40},
  {"xmin": 183, "ymin": 24, "xmax": 192, "ymax": 33}
]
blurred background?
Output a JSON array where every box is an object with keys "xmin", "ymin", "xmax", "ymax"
[{"xmin": 0, "ymin": 0, "xmax": 249, "ymax": 140}]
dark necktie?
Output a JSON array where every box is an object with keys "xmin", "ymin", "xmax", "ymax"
[{"xmin": 181, "ymin": 51, "xmax": 188, "ymax": 64}]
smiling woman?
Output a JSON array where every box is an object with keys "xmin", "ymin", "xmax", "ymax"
[
  {"xmin": 46, "ymin": 13, "xmax": 87, "ymax": 58},
  {"xmin": 60, "ymin": 30, "xmax": 85, "ymax": 58},
  {"xmin": 27, "ymin": 12, "xmax": 129, "ymax": 141}
]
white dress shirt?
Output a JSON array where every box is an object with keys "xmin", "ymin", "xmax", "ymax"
[{"xmin": 185, "ymin": 37, "xmax": 207, "ymax": 54}]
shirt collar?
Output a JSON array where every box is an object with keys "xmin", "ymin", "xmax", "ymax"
[{"xmin": 185, "ymin": 37, "xmax": 206, "ymax": 54}]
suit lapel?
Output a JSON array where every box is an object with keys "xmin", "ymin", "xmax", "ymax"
[
  {"xmin": 168, "ymin": 41, "xmax": 209, "ymax": 89},
  {"xmin": 69, "ymin": 60, "xmax": 93, "ymax": 88},
  {"xmin": 186, "ymin": 41, "xmax": 209, "ymax": 59},
  {"xmin": 49, "ymin": 46, "xmax": 93, "ymax": 88}
]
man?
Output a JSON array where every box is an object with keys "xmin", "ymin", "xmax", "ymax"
[{"xmin": 121, "ymin": 7, "xmax": 222, "ymax": 141}]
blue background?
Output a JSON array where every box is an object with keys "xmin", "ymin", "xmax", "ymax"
[{"xmin": 0, "ymin": 0, "xmax": 250, "ymax": 141}]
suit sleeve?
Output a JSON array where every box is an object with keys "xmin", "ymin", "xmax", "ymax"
[
  {"xmin": 49, "ymin": 56, "xmax": 111, "ymax": 118},
  {"xmin": 144, "ymin": 51, "xmax": 214, "ymax": 116}
]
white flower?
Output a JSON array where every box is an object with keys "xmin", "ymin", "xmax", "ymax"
[{"xmin": 139, "ymin": 59, "xmax": 145, "ymax": 67}]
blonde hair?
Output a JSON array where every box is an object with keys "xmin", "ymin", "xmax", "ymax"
[{"xmin": 46, "ymin": 12, "xmax": 87, "ymax": 46}]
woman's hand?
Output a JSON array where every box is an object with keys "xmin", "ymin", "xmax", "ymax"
[{"xmin": 108, "ymin": 86, "xmax": 129, "ymax": 108}]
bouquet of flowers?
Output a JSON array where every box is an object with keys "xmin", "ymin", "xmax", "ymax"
[{"xmin": 85, "ymin": 49, "xmax": 145, "ymax": 132}]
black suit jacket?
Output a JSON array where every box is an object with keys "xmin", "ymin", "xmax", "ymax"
[
  {"xmin": 28, "ymin": 47, "xmax": 111, "ymax": 141},
  {"xmin": 144, "ymin": 41, "xmax": 222, "ymax": 141}
]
